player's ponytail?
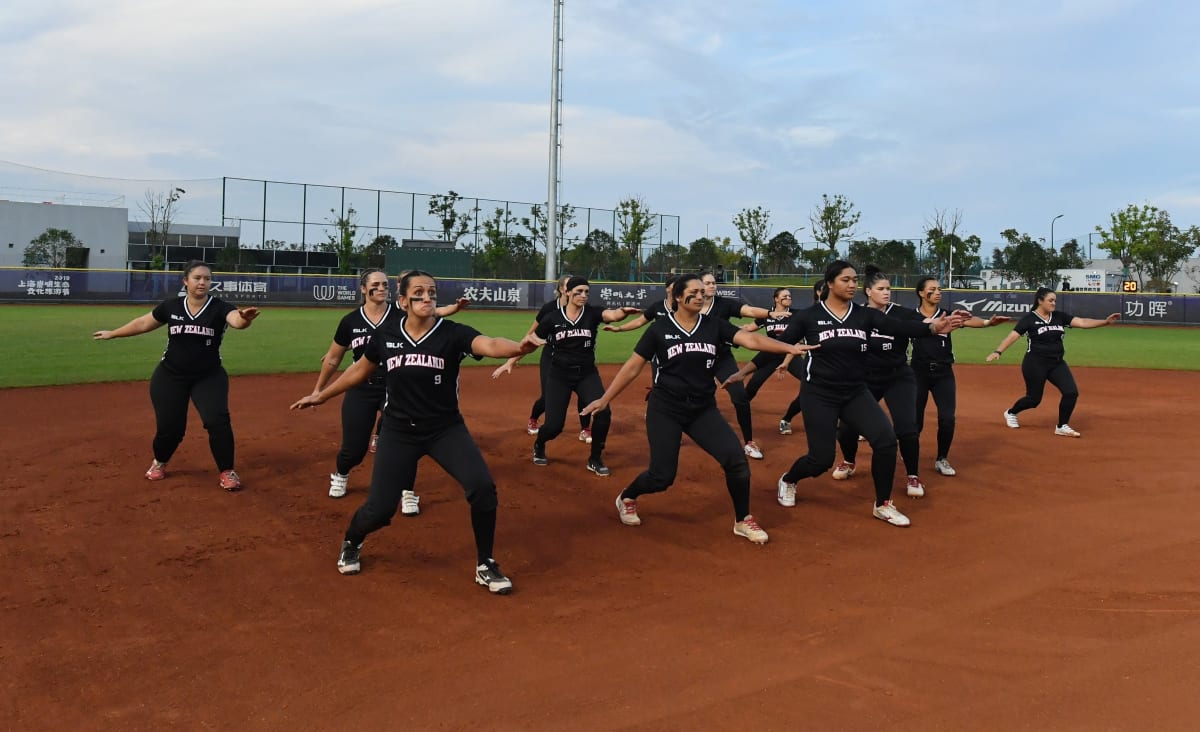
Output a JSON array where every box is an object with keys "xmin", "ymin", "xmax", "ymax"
[{"xmin": 862, "ymin": 264, "xmax": 887, "ymax": 289}]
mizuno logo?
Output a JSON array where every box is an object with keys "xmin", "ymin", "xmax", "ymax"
[
  {"xmin": 955, "ymin": 299, "xmax": 1029, "ymax": 314},
  {"xmin": 955, "ymin": 298, "xmax": 986, "ymax": 311}
]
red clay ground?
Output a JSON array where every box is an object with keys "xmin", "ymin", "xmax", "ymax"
[{"xmin": 2, "ymin": 364, "xmax": 1199, "ymax": 730}]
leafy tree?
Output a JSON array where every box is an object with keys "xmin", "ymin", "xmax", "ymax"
[
  {"xmin": 809, "ymin": 194, "xmax": 860, "ymax": 256},
  {"xmin": 137, "ymin": 187, "xmax": 185, "ymax": 269},
  {"xmin": 1094, "ymin": 203, "xmax": 1198, "ymax": 290},
  {"xmin": 261, "ymin": 239, "xmax": 288, "ymax": 251},
  {"xmin": 362, "ymin": 234, "xmax": 399, "ymax": 258},
  {"xmin": 616, "ymin": 196, "xmax": 656, "ymax": 280},
  {"xmin": 522, "ymin": 203, "xmax": 578, "ymax": 254},
  {"xmin": 23, "ymin": 228, "xmax": 81, "ymax": 268},
  {"xmin": 1056, "ymin": 238, "xmax": 1088, "ymax": 270},
  {"xmin": 643, "ymin": 242, "xmax": 687, "ymax": 276},
  {"xmin": 321, "ymin": 206, "xmax": 361, "ymax": 274},
  {"xmin": 924, "ymin": 228, "xmax": 982, "ymax": 279},
  {"xmin": 685, "ymin": 236, "xmax": 721, "ymax": 272},
  {"xmin": 991, "ymin": 229, "xmax": 1067, "ymax": 289},
  {"xmin": 732, "ymin": 206, "xmax": 772, "ymax": 278},
  {"xmin": 762, "ymin": 231, "xmax": 801, "ymax": 274},
  {"xmin": 427, "ymin": 190, "xmax": 474, "ymax": 246}
]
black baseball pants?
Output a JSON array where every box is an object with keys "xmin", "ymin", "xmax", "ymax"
[
  {"xmin": 838, "ymin": 367, "xmax": 921, "ymax": 476},
  {"xmin": 149, "ymin": 363, "xmax": 234, "ymax": 471},
  {"xmin": 536, "ymin": 365, "xmax": 610, "ymax": 460},
  {"xmin": 336, "ymin": 382, "xmax": 385, "ymax": 475},
  {"xmin": 914, "ymin": 363, "xmax": 957, "ymax": 461},
  {"xmin": 1009, "ymin": 357, "xmax": 1079, "ymax": 427}
]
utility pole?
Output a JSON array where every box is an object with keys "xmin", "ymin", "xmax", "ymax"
[{"xmin": 545, "ymin": 0, "xmax": 564, "ymax": 281}]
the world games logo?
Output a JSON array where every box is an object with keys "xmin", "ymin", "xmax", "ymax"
[{"xmin": 313, "ymin": 284, "xmax": 357, "ymax": 302}]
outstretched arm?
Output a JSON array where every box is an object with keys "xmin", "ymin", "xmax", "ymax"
[
  {"xmin": 471, "ymin": 333, "xmax": 542, "ymax": 360},
  {"xmin": 93, "ymin": 312, "xmax": 161, "ymax": 340},
  {"xmin": 965, "ymin": 314, "xmax": 1012, "ymax": 328},
  {"xmin": 1070, "ymin": 313, "xmax": 1120, "ymax": 329},
  {"xmin": 291, "ymin": 356, "xmax": 376, "ymax": 409},
  {"xmin": 602, "ymin": 306, "xmax": 642, "ymax": 323},
  {"xmin": 985, "ymin": 331, "xmax": 1023, "ymax": 362},
  {"xmin": 313, "ymin": 342, "xmax": 349, "ymax": 394},
  {"xmin": 739, "ymin": 304, "xmax": 769, "ymax": 320},
  {"xmin": 226, "ymin": 306, "xmax": 260, "ymax": 329},
  {"xmin": 731, "ymin": 329, "xmax": 817, "ymax": 357},
  {"xmin": 435, "ymin": 297, "xmax": 470, "ymax": 317},
  {"xmin": 579, "ymin": 353, "xmax": 648, "ymax": 416},
  {"xmin": 603, "ymin": 314, "xmax": 649, "ymax": 332}
]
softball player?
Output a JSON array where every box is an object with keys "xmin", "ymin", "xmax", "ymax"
[
  {"xmin": 316, "ymin": 270, "xmax": 468, "ymax": 506},
  {"xmin": 93, "ymin": 260, "xmax": 259, "ymax": 491},
  {"xmin": 580, "ymin": 274, "xmax": 814, "ymax": 543},
  {"xmin": 699, "ymin": 272, "xmax": 769, "ymax": 459},
  {"xmin": 492, "ymin": 274, "xmax": 591, "ymax": 442},
  {"xmin": 774, "ymin": 281, "xmax": 827, "ymax": 435},
  {"xmin": 737, "ymin": 287, "xmax": 805, "ymax": 401},
  {"xmin": 532, "ymin": 276, "xmax": 639, "ymax": 476},
  {"xmin": 292, "ymin": 270, "xmax": 540, "ymax": 593},
  {"xmin": 828, "ymin": 266, "xmax": 928, "ymax": 497},
  {"xmin": 764, "ymin": 261, "xmax": 965, "ymax": 527},
  {"xmin": 911, "ymin": 277, "xmax": 1011, "ymax": 476},
  {"xmin": 988, "ymin": 287, "xmax": 1119, "ymax": 436}
]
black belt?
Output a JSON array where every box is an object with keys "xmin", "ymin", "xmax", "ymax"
[{"xmin": 916, "ymin": 362, "xmax": 953, "ymax": 372}]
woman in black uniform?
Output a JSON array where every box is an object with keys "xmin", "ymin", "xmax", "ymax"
[
  {"xmin": 828, "ymin": 266, "xmax": 929, "ymax": 497},
  {"xmin": 775, "ymin": 281, "xmax": 826, "ymax": 435},
  {"xmin": 767, "ymin": 261, "xmax": 964, "ymax": 527},
  {"xmin": 532, "ymin": 276, "xmax": 639, "ymax": 476},
  {"xmin": 988, "ymin": 287, "xmax": 1118, "ymax": 437},
  {"xmin": 911, "ymin": 277, "xmax": 1011, "ymax": 477},
  {"xmin": 699, "ymin": 271, "xmax": 769, "ymax": 459},
  {"xmin": 93, "ymin": 260, "xmax": 259, "ymax": 491},
  {"xmin": 314, "ymin": 269, "xmax": 466, "ymax": 506},
  {"xmin": 737, "ymin": 287, "xmax": 806, "ymax": 400},
  {"xmin": 580, "ymin": 274, "xmax": 815, "ymax": 543},
  {"xmin": 292, "ymin": 271, "xmax": 540, "ymax": 593},
  {"xmin": 492, "ymin": 274, "xmax": 591, "ymax": 442}
]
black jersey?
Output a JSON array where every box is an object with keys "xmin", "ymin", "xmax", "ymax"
[
  {"xmin": 1013, "ymin": 310, "xmax": 1074, "ymax": 359},
  {"xmin": 535, "ymin": 304, "xmax": 605, "ymax": 368},
  {"xmin": 780, "ymin": 301, "xmax": 934, "ymax": 388},
  {"xmin": 641, "ymin": 298, "xmax": 670, "ymax": 322},
  {"xmin": 864, "ymin": 304, "xmax": 925, "ymax": 375},
  {"xmin": 333, "ymin": 304, "xmax": 398, "ymax": 378},
  {"xmin": 634, "ymin": 313, "xmax": 741, "ymax": 399},
  {"xmin": 753, "ymin": 309, "xmax": 797, "ymax": 340},
  {"xmin": 362, "ymin": 316, "xmax": 482, "ymax": 427},
  {"xmin": 702, "ymin": 295, "xmax": 748, "ymax": 351},
  {"xmin": 151, "ymin": 296, "xmax": 237, "ymax": 375},
  {"xmin": 909, "ymin": 307, "xmax": 957, "ymax": 366}
]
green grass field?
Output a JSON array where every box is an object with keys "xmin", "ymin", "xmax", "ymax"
[{"xmin": 2, "ymin": 304, "xmax": 1198, "ymax": 388}]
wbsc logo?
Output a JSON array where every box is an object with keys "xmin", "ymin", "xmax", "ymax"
[{"xmin": 313, "ymin": 285, "xmax": 337, "ymax": 301}]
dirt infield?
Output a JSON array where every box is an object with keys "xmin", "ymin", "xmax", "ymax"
[{"xmin": 3, "ymin": 364, "xmax": 1199, "ymax": 730}]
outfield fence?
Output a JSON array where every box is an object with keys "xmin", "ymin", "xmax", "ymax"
[{"xmin": 2, "ymin": 267, "xmax": 1196, "ymax": 326}]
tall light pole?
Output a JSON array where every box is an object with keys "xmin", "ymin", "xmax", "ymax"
[
  {"xmin": 1050, "ymin": 213, "xmax": 1064, "ymax": 252},
  {"xmin": 545, "ymin": 0, "xmax": 564, "ymax": 281}
]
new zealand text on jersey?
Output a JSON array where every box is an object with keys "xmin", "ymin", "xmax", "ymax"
[
  {"xmin": 386, "ymin": 353, "xmax": 446, "ymax": 370},
  {"xmin": 1036, "ymin": 324, "xmax": 1065, "ymax": 336},
  {"xmin": 819, "ymin": 327, "xmax": 867, "ymax": 342},
  {"xmin": 553, "ymin": 328, "xmax": 592, "ymax": 342},
  {"xmin": 666, "ymin": 341, "xmax": 717, "ymax": 359},
  {"xmin": 169, "ymin": 324, "xmax": 216, "ymax": 336}
]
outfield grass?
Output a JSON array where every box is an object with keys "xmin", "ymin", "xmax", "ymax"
[{"xmin": 2, "ymin": 304, "xmax": 1198, "ymax": 388}]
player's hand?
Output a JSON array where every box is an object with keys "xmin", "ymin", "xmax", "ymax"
[
  {"xmin": 491, "ymin": 361, "xmax": 515, "ymax": 379},
  {"xmin": 579, "ymin": 398, "xmax": 607, "ymax": 417},
  {"xmin": 517, "ymin": 333, "xmax": 543, "ymax": 355},
  {"xmin": 788, "ymin": 343, "xmax": 818, "ymax": 355},
  {"xmin": 1105, "ymin": 313, "xmax": 1120, "ymax": 324},
  {"xmin": 775, "ymin": 366, "xmax": 787, "ymax": 379},
  {"xmin": 718, "ymin": 374, "xmax": 743, "ymax": 390},
  {"xmin": 986, "ymin": 315, "xmax": 1013, "ymax": 326},
  {"xmin": 290, "ymin": 394, "xmax": 324, "ymax": 410},
  {"xmin": 239, "ymin": 306, "xmax": 260, "ymax": 323},
  {"xmin": 619, "ymin": 306, "xmax": 641, "ymax": 315},
  {"xmin": 92, "ymin": 330, "xmax": 113, "ymax": 340},
  {"xmin": 602, "ymin": 324, "xmax": 621, "ymax": 332},
  {"xmin": 454, "ymin": 297, "xmax": 470, "ymax": 310},
  {"xmin": 985, "ymin": 351, "xmax": 1001, "ymax": 363}
]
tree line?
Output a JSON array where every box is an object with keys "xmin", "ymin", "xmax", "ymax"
[{"xmin": 17, "ymin": 188, "xmax": 1200, "ymax": 292}]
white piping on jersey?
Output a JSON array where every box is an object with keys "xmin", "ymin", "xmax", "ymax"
[
  {"xmin": 184, "ymin": 296, "xmax": 213, "ymax": 320},
  {"xmin": 819, "ymin": 300, "xmax": 855, "ymax": 324},
  {"xmin": 559, "ymin": 304, "xmax": 586, "ymax": 326},
  {"xmin": 665, "ymin": 310, "xmax": 703, "ymax": 337},
  {"xmin": 398, "ymin": 315, "xmax": 444, "ymax": 347},
  {"xmin": 360, "ymin": 304, "xmax": 392, "ymax": 329}
]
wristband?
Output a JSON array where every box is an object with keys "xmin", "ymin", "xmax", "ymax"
[{"xmin": 992, "ymin": 350, "xmax": 1002, "ymax": 356}]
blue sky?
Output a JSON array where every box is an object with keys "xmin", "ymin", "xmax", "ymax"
[{"xmin": 2, "ymin": 0, "xmax": 1199, "ymax": 254}]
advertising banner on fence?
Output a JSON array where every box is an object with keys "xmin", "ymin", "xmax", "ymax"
[{"xmin": 1, "ymin": 268, "xmax": 1194, "ymax": 325}]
